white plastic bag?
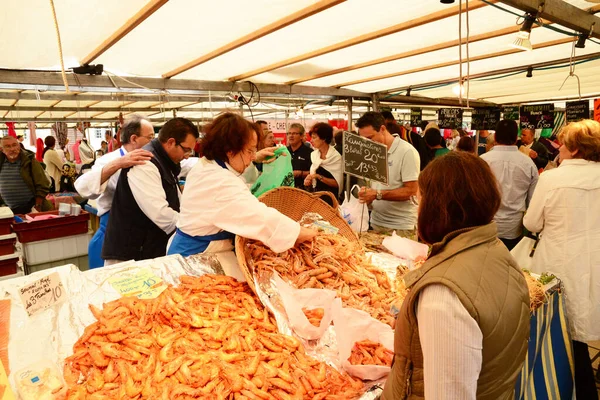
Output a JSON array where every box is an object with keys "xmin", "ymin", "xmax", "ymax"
[
  {"xmin": 273, "ymin": 274, "xmax": 336, "ymax": 340},
  {"xmin": 510, "ymin": 236, "xmax": 537, "ymax": 270},
  {"xmin": 382, "ymin": 232, "xmax": 429, "ymax": 261},
  {"xmin": 340, "ymin": 185, "xmax": 370, "ymax": 233},
  {"xmin": 332, "ymin": 298, "xmax": 395, "ymax": 381}
]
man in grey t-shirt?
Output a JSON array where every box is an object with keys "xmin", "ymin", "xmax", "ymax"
[{"xmin": 356, "ymin": 112, "xmax": 420, "ymax": 239}]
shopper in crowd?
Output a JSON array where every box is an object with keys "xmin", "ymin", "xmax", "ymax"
[
  {"xmin": 524, "ymin": 119, "xmax": 600, "ymax": 399},
  {"xmin": 0, "ymin": 135, "xmax": 52, "ymax": 214},
  {"xmin": 388, "ymin": 116, "xmax": 430, "ymax": 171},
  {"xmin": 56, "ymin": 138, "xmax": 69, "ymax": 162},
  {"xmin": 518, "ymin": 128, "xmax": 549, "ymax": 170},
  {"xmin": 168, "ymin": 112, "xmax": 317, "ymax": 257},
  {"xmin": 333, "ymin": 129, "xmax": 344, "ymax": 155},
  {"xmin": 286, "ymin": 123, "xmax": 312, "ymax": 189},
  {"xmin": 424, "ymin": 128, "xmax": 450, "ymax": 158},
  {"xmin": 75, "ymin": 115, "xmax": 154, "ymax": 269},
  {"xmin": 456, "ymin": 136, "xmax": 475, "ymax": 153},
  {"xmin": 42, "ymin": 136, "xmax": 64, "ymax": 192},
  {"xmin": 481, "ymin": 120, "xmax": 538, "ymax": 250},
  {"xmin": 100, "ymin": 141, "xmax": 108, "ymax": 155},
  {"xmin": 383, "ymin": 151, "xmax": 529, "ymax": 400},
  {"xmin": 102, "ymin": 117, "xmax": 198, "ymax": 265},
  {"xmin": 304, "ymin": 122, "xmax": 343, "ymax": 205},
  {"xmin": 256, "ymin": 120, "xmax": 268, "ymax": 136},
  {"xmin": 356, "ymin": 112, "xmax": 419, "ymax": 238},
  {"xmin": 16, "ymin": 134, "xmax": 25, "ymax": 150},
  {"xmin": 105, "ymin": 130, "xmax": 117, "ymax": 153},
  {"xmin": 477, "ymin": 130, "xmax": 492, "ymax": 155},
  {"xmin": 263, "ymin": 129, "xmax": 275, "ymax": 148}
]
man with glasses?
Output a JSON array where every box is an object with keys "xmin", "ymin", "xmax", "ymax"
[
  {"xmin": 286, "ymin": 123, "xmax": 312, "ymax": 189},
  {"xmin": 102, "ymin": 117, "xmax": 199, "ymax": 265},
  {"xmin": 75, "ymin": 114, "xmax": 155, "ymax": 268}
]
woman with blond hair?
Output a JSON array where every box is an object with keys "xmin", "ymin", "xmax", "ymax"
[{"xmin": 524, "ymin": 119, "xmax": 600, "ymax": 399}]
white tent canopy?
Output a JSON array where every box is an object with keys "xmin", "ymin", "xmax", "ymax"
[{"xmin": 1, "ymin": 0, "xmax": 600, "ymax": 126}]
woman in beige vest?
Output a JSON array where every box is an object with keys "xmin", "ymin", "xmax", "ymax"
[
  {"xmin": 42, "ymin": 136, "xmax": 64, "ymax": 192},
  {"xmin": 383, "ymin": 151, "xmax": 530, "ymax": 400}
]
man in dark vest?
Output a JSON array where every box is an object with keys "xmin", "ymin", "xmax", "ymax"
[{"xmin": 102, "ymin": 118, "xmax": 199, "ymax": 265}]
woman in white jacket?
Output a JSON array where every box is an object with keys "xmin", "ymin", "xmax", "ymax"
[
  {"xmin": 523, "ymin": 119, "xmax": 600, "ymax": 399},
  {"xmin": 304, "ymin": 122, "xmax": 343, "ymax": 205},
  {"xmin": 168, "ymin": 112, "xmax": 317, "ymax": 258}
]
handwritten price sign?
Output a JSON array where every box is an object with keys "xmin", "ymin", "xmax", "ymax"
[
  {"xmin": 342, "ymin": 132, "xmax": 388, "ymax": 184},
  {"xmin": 109, "ymin": 268, "xmax": 167, "ymax": 300},
  {"xmin": 18, "ymin": 272, "xmax": 67, "ymax": 317}
]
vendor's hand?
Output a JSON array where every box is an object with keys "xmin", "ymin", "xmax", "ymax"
[
  {"xmin": 255, "ymin": 146, "xmax": 285, "ymax": 164},
  {"xmin": 529, "ymin": 149, "xmax": 538, "ymax": 159},
  {"xmin": 118, "ymin": 149, "xmax": 153, "ymax": 169},
  {"xmin": 293, "ymin": 170, "xmax": 304, "ymax": 178},
  {"xmin": 358, "ymin": 187, "xmax": 377, "ymax": 205},
  {"xmin": 296, "ymin": 227, "xmax": 318, "ymax": 246}
]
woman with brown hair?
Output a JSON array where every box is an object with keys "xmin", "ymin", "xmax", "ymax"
[
  {"xmin": 524, "ymin": 119, "xmax": 600, "ymax": 398},
  {"xmin": 383, "ymin": 151, "xmax": 530, "ymax": 400},
  {"xmin": 168, "ymin": 112, "xmax": 317, "ymax": 257}
]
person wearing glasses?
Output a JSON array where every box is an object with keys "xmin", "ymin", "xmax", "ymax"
[
  {"xmin": 75, "ymin": 114, "xmax": 154, "ymax": 268},
  {"xmin": 286, "ymin": 123, "xmax": 312, "ymax": 189},
  {"xmin": 168, "ymin": 112, "xmax": 317, "ymax": 258},
  {"xmin": 101, "ymin": 117, "xmax": 198, "ymax": 265}
]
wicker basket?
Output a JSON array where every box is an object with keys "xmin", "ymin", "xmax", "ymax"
[{"xmin": 235, "ymin": 187, "xmax": 358, "ymax": 293}]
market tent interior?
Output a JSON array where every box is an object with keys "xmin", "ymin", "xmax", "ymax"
[{"xmin": 1, "ymin": 0, "xmax": 600, "ymax": 130}]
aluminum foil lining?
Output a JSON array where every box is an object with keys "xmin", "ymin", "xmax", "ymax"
[{"xmin": 185, "ymin": 252, "xmax": 225, "ymax": 276}]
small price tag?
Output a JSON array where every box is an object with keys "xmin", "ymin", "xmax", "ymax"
[
  {"xmin": 109, "ymin": 268, "xmax": 167, "ymax": 300},
  {"xmin": 18, "ymin": 272, "xmax": 67, "ymax": 317}
]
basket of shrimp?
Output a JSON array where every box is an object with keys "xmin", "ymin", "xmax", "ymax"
[{"xmin": 235, "ymin": 188, "xmax": 406, "ymax": 328}]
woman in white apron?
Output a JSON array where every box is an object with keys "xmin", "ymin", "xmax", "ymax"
[{"xmin": 168, "ymin": 113, "xmax": 316, "ymax": 257}]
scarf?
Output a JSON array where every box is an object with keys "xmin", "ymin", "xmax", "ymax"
[{"xmin": 310, "ymin": 145, "xmax": 343, "ymax": 195}]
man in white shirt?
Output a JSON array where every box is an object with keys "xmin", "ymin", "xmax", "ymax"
[
  {"xmin": 481, "ymin": 119, "xmax": 538, "ymax": 250},
  {"xmin": 75, "ymin": 115, "xmax": 154, "ymax": 268},
  {"xmin": 102, "ymin": 118, "xmax": 199, "ymax": 265},
  {"xmin": 356, "ymin": 112, "xmax": 420, "ymax": 239}
]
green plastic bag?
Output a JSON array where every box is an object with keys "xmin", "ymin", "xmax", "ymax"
[{"xmin": 250, "ymin": 147, "xmax": 295, "ymax": 197}]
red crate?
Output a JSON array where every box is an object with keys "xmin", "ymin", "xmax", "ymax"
[
  {"xmin": 12, "ymin": 210, "xmax": 90, "ymax": 243},
  {"xmin": 0, "ymin": 253, "xmax": 18, "ymax": 277},
  {"xmin": 0, "ymin": 234, "xmax": 16, "ymax": 256},
  {"xmin": 0, "ymin": 217, "xmax": 12, "ymax": 235}
]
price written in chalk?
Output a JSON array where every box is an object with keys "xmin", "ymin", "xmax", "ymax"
[
  {"xmin": 109, "ymin": 268, "xmax": 167, "ymax": 300},
  {"xmin": 18, "ymin": 272, "xmax": 67, "ymax": 317},
  {"xmin": 520, "ymin": 103, "xmax": 554, "ymax": 130},
  {"xmin": 342, "ymin": 132, "xmax": 388, "ymax": 184}
]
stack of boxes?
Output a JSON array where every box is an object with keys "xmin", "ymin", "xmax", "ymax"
[{"xmin": 0, "ymin": 207, "xmax": 20, "ymax": 279}]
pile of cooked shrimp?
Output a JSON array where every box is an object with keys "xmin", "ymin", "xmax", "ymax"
[
  {"xmin": 247, "ymin": 234, "xmax": 406, "ymax": 327},
  {"xmin": 64, "ymin": 274, "xmax": 363, "ymax": 400}
]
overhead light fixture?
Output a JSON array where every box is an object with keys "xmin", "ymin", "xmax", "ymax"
[
  {"xmin": 526, "ymin": 66, "xmax": 533, "ymax": 78},
  {"xmin": 440, "ymin": 0, "xmax": 455, "ymax": 3},
  {"xmin": 406, "ymin": 87, "xmax": 412, "ymax": 97},
  {"xmin": 575, "ymin": 33, "xmax": 588, "ymax": 49},
  {"xmin": 297, "ymin": 107, "xmax": 304, "ymax": 118},
  {"xmin": 72, "ymin": 64, "xmax": 104, "ymax": 75},
  {"xmin": 452, "ymin": 80, "xmax": 467, "ymax": 96},
  {"xmin": 510, "ymin": 13, "xmax": 536, "ymax": 51}
]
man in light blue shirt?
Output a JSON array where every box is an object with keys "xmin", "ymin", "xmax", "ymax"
[{"xmin": 481, "ymin": 120, "xmax": 538, "ymax": 250}]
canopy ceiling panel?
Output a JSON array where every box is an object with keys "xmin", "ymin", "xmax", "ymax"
[
  {"xmin": 13, "ymin": 99, "xmax": 60, "ymax": 107},
  {"xmin": 54, "ymin": 100, "xmax": 98, "ymax": 108},
  {"xmin": 250, "ymin": 4, "xmax": 527, "ymax": 85},
  {"xmin": 88, "ymin": 101, "xmax": 133, "ymax": 108},
  {"xmin": 0, "ymin": 100, "xmax": 17, "ymax": 106},
  {"xmin": 35, "ymin": 111, "xmax": 76, "ymax": 119},
  {"xmin": 175, "ymin": 0, "xmax": 446, "ymax": 80},
  {"xmin": 153, "ymin": 101, "xmax": 199, "ymax": 108},
  {"xmin": 3, "ymin": 111, "xmax": 42, "ymax": 119},
  {"xmin": 299, "ymin": 28, "xmax": 568, "ymax": 88},
  {"xmin": 96, "ymin": 0, "xmax": 322, "ymax": 77},
  {"xmin": 413, "ymin": 59, "xmax": 600, "ymax": 102},
  {"xmin": 344, "ymin": 42, "xmax": 600, "ymax": 93},
  {"xmin": 124, "ymin": 101, "xmax": 164, "ymax": 108},
  {"xmin": 0, "ymin": 0, "xmax": 149, "ymax": 69}
]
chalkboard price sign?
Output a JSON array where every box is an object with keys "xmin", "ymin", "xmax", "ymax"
[
  {"xmin": 471, "ymin": 108, "xmax": 501, "ymax": 130},
  {"xmin": 438, "ymin": 108, "xmax": 463, "ymax": 129},
  {"xmin": 410, "ymin": 108, "xmax": 422, "ymax": 127},
  {"xmin": 502, "ymin": 106, "xmax": 519, "ymax": 121},
  {"xmin": 565, "ymin": 100, "xmax": 589, "ymax": 123},
  {"xmin": 343, "ymin": 131, "xmax": 388, "ymax": 184},
  {"xmin": 520, "ymin": 104, "xmax": 554, "ymax": 130}
]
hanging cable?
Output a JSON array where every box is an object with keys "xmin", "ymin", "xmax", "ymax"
[
  {"xmin": 49, "ymin": 0, "xmax": 70, "ymax": 93},
  {"xmin": 465, "ymin": 0, "xmax": 470, "ymax": 109},
  {"xmin": 458, "ymin": 0, "xmax": 463, "ymax": 106},
  {"xmin": 558, "ymin": 37, "xmax": 582, "ymax": 100}
]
